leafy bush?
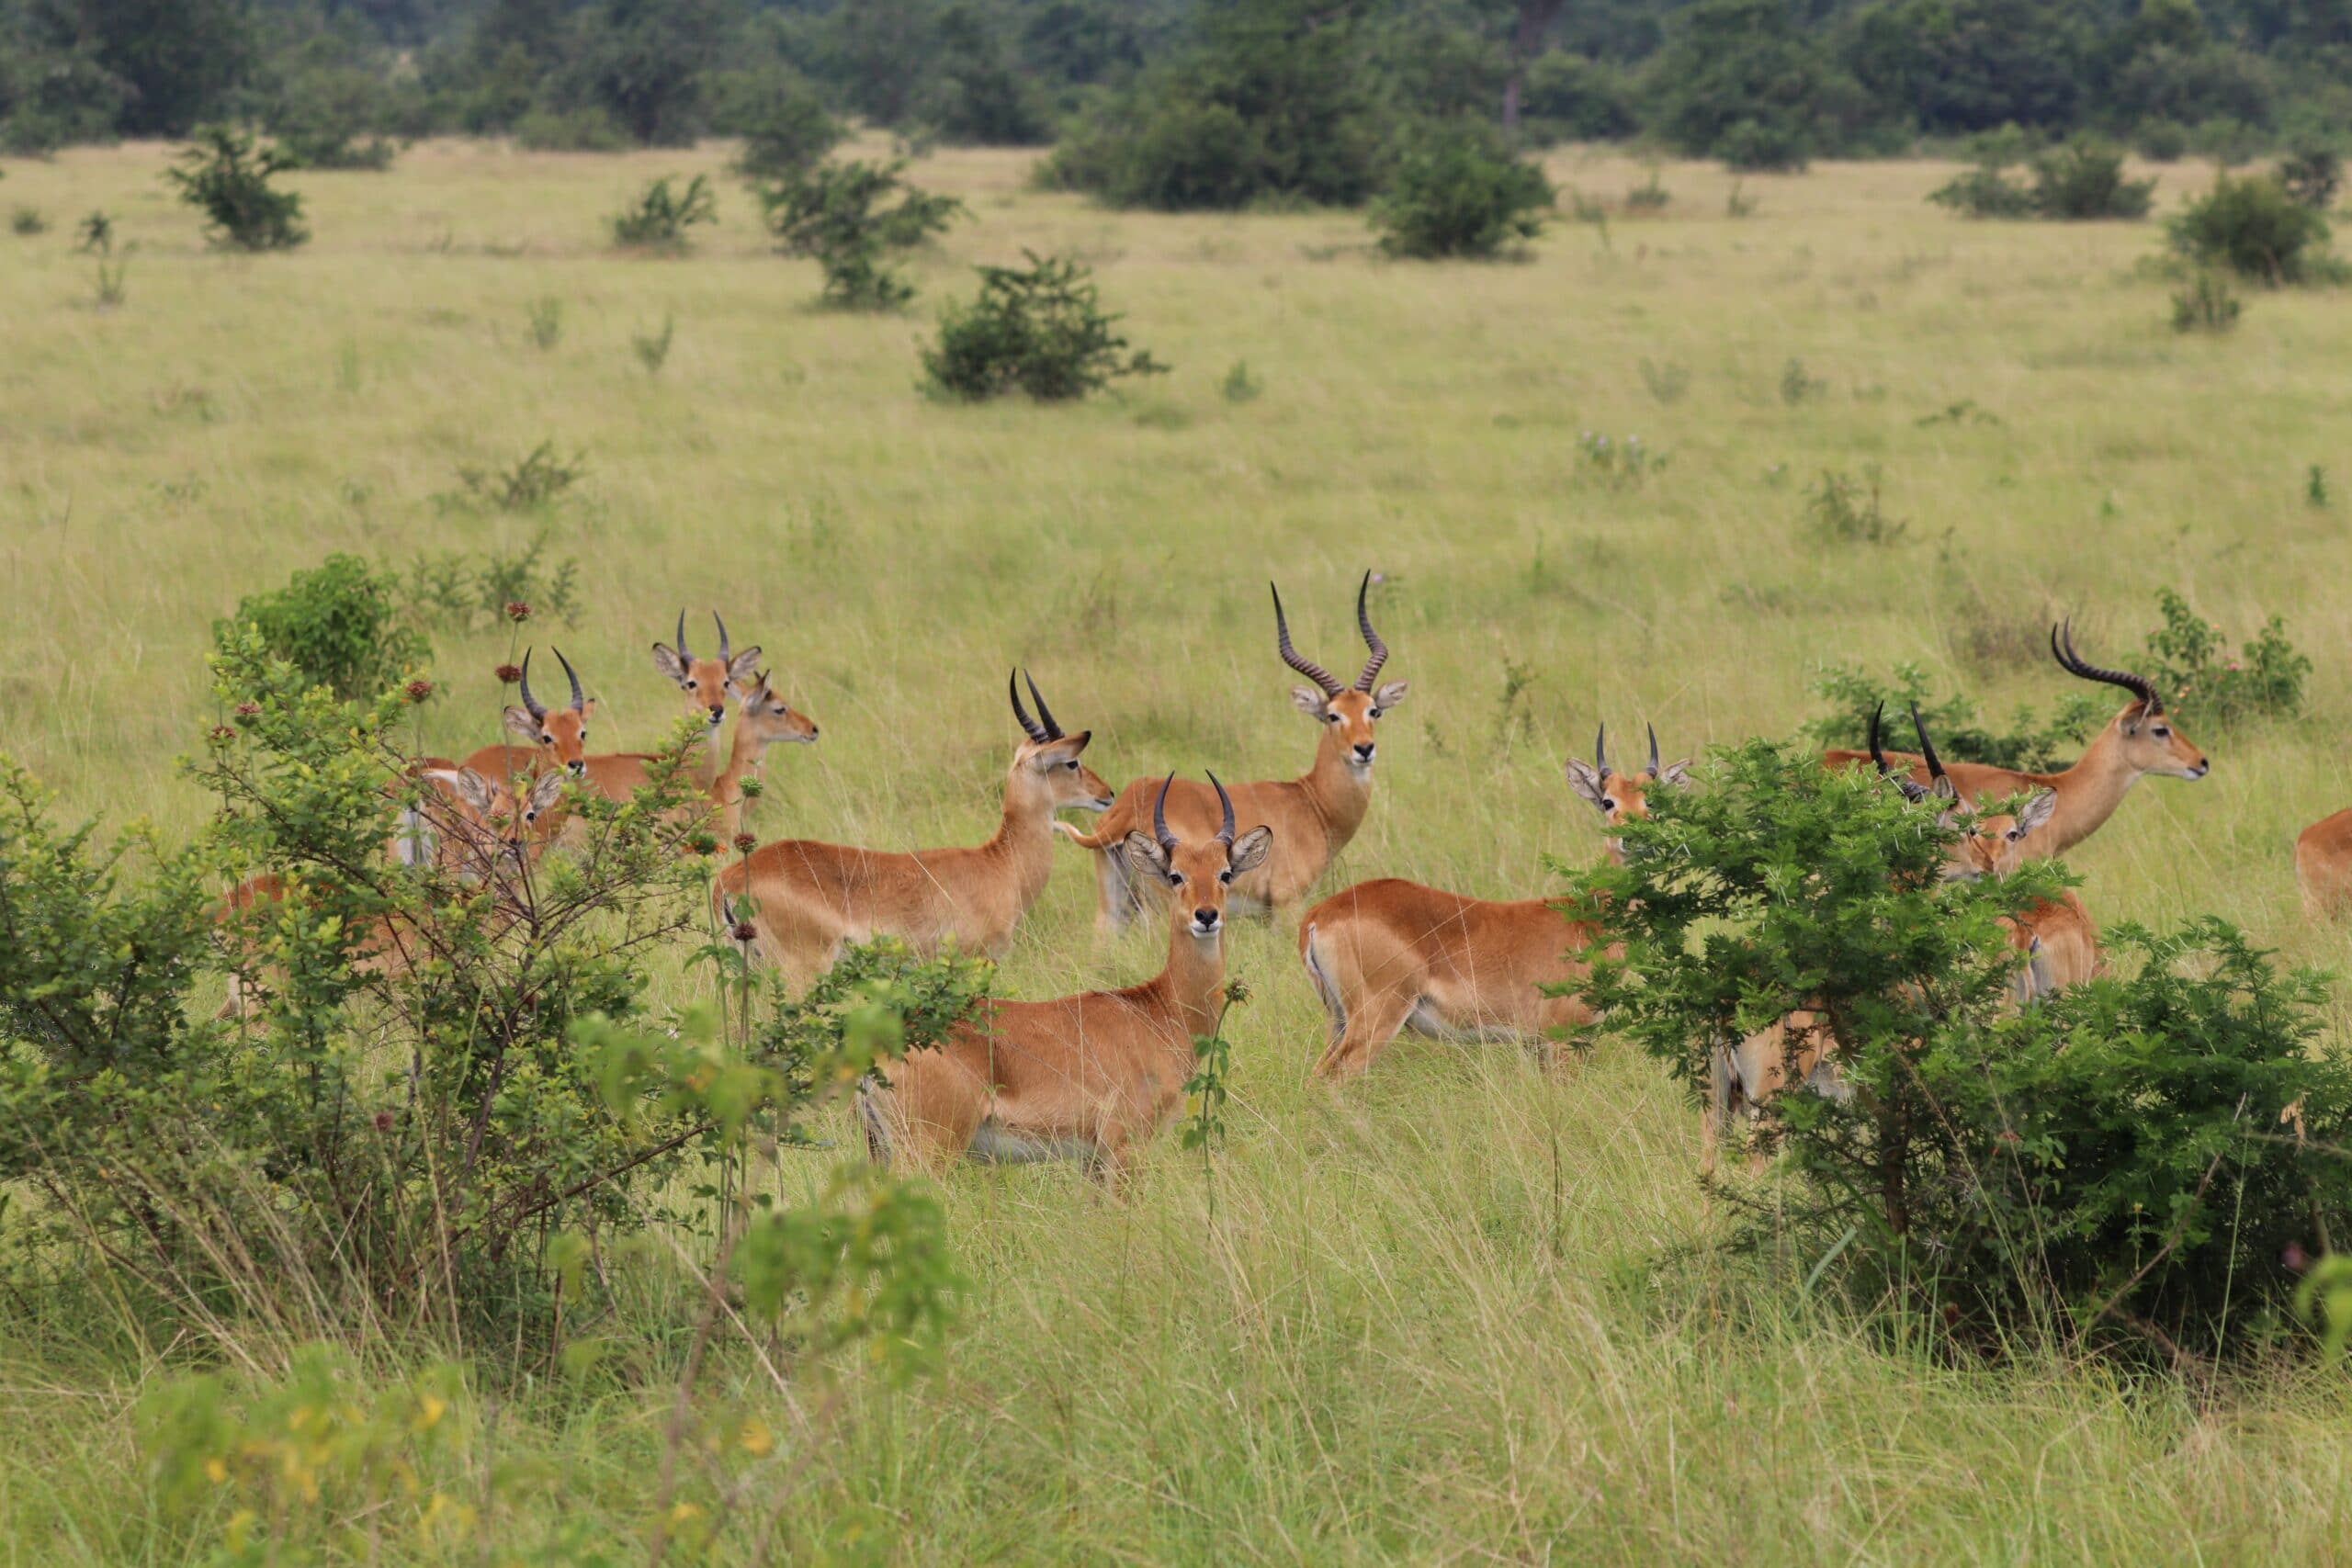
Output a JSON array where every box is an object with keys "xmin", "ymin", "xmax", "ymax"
[
  {"xmin": 1569, "ymin": 744, "xmax": 2352, "ymax": 1357},
  {"xmin": 609, "ymin": 174, "xmax": 717, "ymax": 251},
  {"xmin": 1370, "ymin": 121, "xmax": 1552, "ymax": 260},
  {"xmin": 1932, "ymin": 141, "xmax": 2152, "ymax": 220},
  {"xmin": 1802, "ymin": 465, "xmax": 1904, "ymax": 543},
  {"xmin": 631, "ymin": 312, "xmax": 675, "ymax": 374},
  {"xmin": 270, "ymin": 66, "xmax": 398, "ymax": 171},
  {"xmin": 164, "ymin": 125, "xmax": 308, "ymax": 252},
  {"xmin": 1928, "ymin": 159, "xmax": 2037, "ymax": 219},
  {"xmin": 452, "ymin": 440, "xmax": 587, "ymax": 512},
  {"xmin": 756, "ymin": 158, "xmax": 963, "ymax": 310},
  {"xmin": 2171, "ymin": 271, "xmax": 2242, "ymax": 332},
  {"xmin": 212, "ymin": 555, "xmax": 430, "ymax": 701},
  {"xmin": 717, "ymin": 65, "xmax": 845, "ymax": 180},
  {"xmin": 922, "ymin": 252, "xmax": 1169, "ymax": 402},
  {"xmin": 1519, "ymin": 51, "xmax": 1638, "ymax": 143},
  {"xmin": 10, "ymin": 206, "xmax": 46, "ymax": 235},
  {"xmin": 525, "ymin": 295, "xmax": 562, "ymax": 350},
  {"xmin": 2168, "ymin": 172, "xmax": 2334, "ymax": 284},
  {"xmin": 2138, "ymin": 587, "xmax": 2310, "ymax": 727},
  {"xmin": 2279, "ymin": 144, "xmax": 2343, "ymax": 209},
  {"xmin": 1799, "ymin": 660, "xmax": 2102, "ymax": 771},
  {"xmin": 401, "ymin": 526, "xmax": 582, "ymax": 632}
]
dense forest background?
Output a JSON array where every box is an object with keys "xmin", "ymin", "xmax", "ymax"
[{"xmin": 3, "ymin": 0, "xmax": 2348, "ymax": 187}]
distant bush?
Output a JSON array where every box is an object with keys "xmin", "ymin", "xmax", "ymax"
[
  {"xmin": 270, "ymin": 66, "xmax": 398, "ymax": 171},
  {"xmin": 2139, "ymin": 587, "xmax": 2310, "ymax": 727},
  {"xmin": 756, "ymin": 158, "xmax": 963, "ymax": 310},
  {"xmin": 922, "ymin": 252, "xmax": 1168, "ymax": 402},
  {"xmin": 213, "ymin": 555, "xmax": 429, "ymax": 701},
  {"xmin": 1932, "ymin": 141, "xmax": 2152, "ymax": 220},
  {"xmin": 630, "ymin": 312, "xmax": 674, "ymax": 374},
  {"xmin": 2138, "ymin": 119, "xmax": 2189, "ymax": 162},
  {"xmin": 1800, "ymin": 660, "xmax": 2102, "ymax": 771},
  {"xmin": 9, "ymin": 206, "xmax": 44, "ymax": 235},
  {"xmin": 2170, "ymin": 271, "xmax": 2242, "ymax": 332},
  {"xmin": 525, "ymin": 295, "xmax": 562, "ymax": 350},
  {"xmin": 1575, "ymin": 430, "xmax": 1668, "ymax": 487},
  {"xmin": 609, "ymin": 174, "xmax": 716, "ymax": 251},
  {"xmin": 1518, "ymin": 51, "xmax": 1638, "ymax": 143},
  {"xmin": 715, "ymin": 65, "xmax": 844, "ymax": 181},
  {"xmin": 164, "ymin": 126, "xmax": 308, "ymax": 252},
  {"xmin": 1370, "ymin": 122, "xmax": 1552, "ymax": 260},
  {"xmin": 2278, "ymin": 144, "xmax": 2342, "ymax": 210},
  {"xmin": 1779, "ymin": 357, "xmax": 1827, "ymax": 405},
  {"xmin": 452, "ymin": 440, "xmax": 586, "ymax": 513},
  {"xmin": 1623, "ymin": 168, "xmax": 1670, "ymax": 211},
  {"xmin": 2168, "ymin": 172, "xmax": 2334, "ymax": 284},
  {"xmin": 1928, "ymin": 160, "xmax": 2036, "ymax": 219},
  {"xmin": 1802, "ymin": 466, "xmax": 1903, "ymax": 544},
  {"xmin": 513, "ymin": 106, "xmax": 629, "ymax": 152},
  {"xmin": 402, "ymin": 525, "xmax": 582, "ymax": 632}
]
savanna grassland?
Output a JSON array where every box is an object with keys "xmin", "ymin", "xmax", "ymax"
[{"xmin": 6, "ymin": 140, "xmax": 2352, "ymax": 1562}]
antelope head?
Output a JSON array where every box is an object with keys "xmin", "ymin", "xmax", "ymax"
[
  {"xmin": 1009, "ymin": 669, "xmax": 1114, "ymax": 813},
  {"xmin": 503, "ymin": 647, "xmax": 593, "ymax": 775},
  {"xmin": 421, "ymin": 766, "xmax": 569, "ymax": 875},
  {"xmin": 1877, "ymin": 704, "xmax": 2056, "ymax": 882},
  {"xmin": 1275, "ymin": 571, "xmax": 1408, "ymax": 773},
  {"xmin": 652, "ymin": 610, "xmax": 762, "ymax": 730},
  {"xmin": 1120, "ymin": 773, "xmax": 1274, "ymax": 940},
  {"xmin": 734, "ymin": 670, "xmax": 820, "ymax": 747},
  {"xmin": 1567, "ymin": 722, "xmax": 1690, "ymax": 856},
  {"xmin": 2051, "ymin": 619, "xmax": 2209, "ymax": 780}
]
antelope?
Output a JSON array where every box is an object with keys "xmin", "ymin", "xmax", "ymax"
[
  {"xmin": 1297, "ymin": 725, "xmax": 1690, "ymax": 1081},
  {"xmin": 710, "ymin": 668, "xmax": 820, "ymax": 840},
  {"xmin": 651, "ymin": 610, "xmax": 763, "ymax": 796},
  {"xmin": 462, "ymin": 647, "xmax": 593, "ymax": 784},
  {"xmin": 1065, "ymin": 572, "xmax": 1405, "ymax": 931},
  {"xmin": 217, "ymin": 766, "xmax": 567, "ymax": 1019},
  {"xmin": 2296, "ymin": 812, "xmax": 2352, "ymax": 918},
  {"xmin": 858, "ymin": 774, "xmax": 1272, "ymax": 1184},
  {"xmin": 1822, "ymin": 622, "xmax": 2209, "ymax": 856},
  {"xmin": 717, "ymin": 672, "xmax": 1113, "ymax": 988}
]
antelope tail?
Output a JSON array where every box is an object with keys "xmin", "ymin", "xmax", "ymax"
[
  {"xmin": 1300, "ymin": 921, "xmax": 1346, "ymax": 1039},
  {"xmin": 1057, "ymin": 821, "xmax": 1121, "ymax": 851}
]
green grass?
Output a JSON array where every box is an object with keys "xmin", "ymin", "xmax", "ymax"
[{"xmin": 6, "ymin": 140, "xmax": 2352, "ymax": 1561}]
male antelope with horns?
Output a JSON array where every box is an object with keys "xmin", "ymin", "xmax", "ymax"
[
  {"xmin": 860, "ymin": 774, "xmax": 1271, "ymax": 1183},
  {"xmin": 1298, "ymin": 724, "xmax": 1689, "ymax": 1080},
  {"xmin": 651, "ymin": 610, "xmax": 763, "ymax": 796},
  {"xmin": 1823, "ymin": 622, "xmax": 2208, "ymax": 855},
  {"xmin": 1066, "ymin": 572, "xmax": 1406, "ymax": 931},
  {"xmin": 718, "ymin": 672, "xmax": 1112, "ymax": 988}
]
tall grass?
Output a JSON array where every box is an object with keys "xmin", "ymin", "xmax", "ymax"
[{"xmin": 4, "ymin": 141, "xmax": 2352, "ymax": 1559}]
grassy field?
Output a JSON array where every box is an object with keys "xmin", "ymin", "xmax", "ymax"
[{"xmin": 6, "ymin": 140, "xmax": 2352, "ymax": 1562}]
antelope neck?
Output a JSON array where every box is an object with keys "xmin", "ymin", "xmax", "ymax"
[{"xmin": 1298, "ymin": 721, "xmax": 1374, "ymax": 847}]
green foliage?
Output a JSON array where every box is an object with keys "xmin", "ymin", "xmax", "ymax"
[
  {"xmin": 756, "ymin": 158, "xmax": 964, "ymax": 310},
  {"xmin": 1780, "ymin": 356, "xmax": 1828, "ymax": 404},
  {"xmin": 1799, "ymin": 660, "xmax": 2104, "ymax": 771},
  {"xmin": 608, "ymin": 172, "xmax": 717, "ymax": 251},
  {"xmin": 2171, "ymin": 270, "xmax": 2242, "ymax": 332},
  {"xmin": 1929, "ymin": 159, "xmax": 2038, "ymax": 218},
  {"xmin": 452, "ymin": 439, "xmax": 588, "ymax": 512},
  {"xmin": 213, "ymin": 554, "xmax": 430, "ymax": 702},
  {"xmin": 922, "ymin": 252, "xmax": 1169, "ymax": 401},
  {"xmin": 1802, "ymin": 465, "xmax": 1905, "ymax": 544},
  {"xmin": 164, "ymin": 125, "xmax": 309, "ymax": 252},
  {"xmin": 1576, "ymin": 430, "xmax": 1669, "ymax": 487},
  {"xmin": 401, "ymin": 526, "xmax": 582, "ymax": 632},
  {"xmin": 270, "ymin": 65, "xmax": 400, "ymax": 171},
  {"xmin": 1569, "ymin": 745, "xmax": 2352, "ymax": 1355},
  {"xmin": 1220, "ymin": 359, "xmax": 1264, "ymax": 403},
  {"xmin": 720, "ymin": 65, "xmax": 846, "ymax": 181},
  {"xmin": 2278, "ymin": 144, "xmax": 2342, "ymax": 210},
  {"xmin": 525, "ymin": 294, "xmax": 562, "ymax": 350},
  {"xmin": 2137, "ymin": 587, "xmax": 2310, "ymax": 728},
  {"xmin": 631, "ymin": 311, "xmax": 675, "ymax": 374},
  {"xmin": 1931, "ymin": 141, "xmax": 2153, "ymax": 220},
  {"xmin": 9, "ymin": 206, "xmax": 47, "ymax": 236},
  {"xmin": 1370, "ymin": 120, "xmax": 1552, "ymax": 260},
  {"xmin": 1647, "ymin": 0, "xmax": 1859, "ymax": 170},
  {"xmin": 2168, "ymin": 172, "xmax": 2334, "ymax": 284},
  {"xmin": 1519, "ymin": 52, "xmax": 1638, "ymax": 143}
]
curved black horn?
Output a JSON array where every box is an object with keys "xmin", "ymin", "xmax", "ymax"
[
  {"xmin": 552, "ymin": 647, "xmax": 585, "ymax": 713},
  {"xmin": 714, "ymin": 611, "xmax": 730, "ymax": 666},
  {"xmin": 518, "ymin": 648, "xmax": 546, "ymax": 719},
  {"xmin": 1594, "ymin": 723, "xmax": 1610, "ymax": 781},
  {"xmin": 1208, "ymin": 771, "xmax": 1236, "ymax": 844},
  {"xmin": 674, "ymin": 609, "xmax": 690, "ymax": 661},
  {"xmin": 1271, "ymin": 582, "xmax": 1341, "ymax": 696},
  {"xmin": 1023, "ymin": 670, "xmax": 1063, "ymax": 740},
  {"xmin": 1910, "ymin": 703, "xmax": 1949, "ymax": 786},
  {"xmin": 2051, "ymin": 619, "xmax": 2161, "ymax": 713},
  {"xmin": 1869, "ymin": 701, "xmax": 1892, "ymax": 774},
  {"xmin": 1008, "ymin": 670, "xmax": 1049, "ymax": 745},
  {"xmin": 1152, "ymin": 773, "xmax": 1178, "ymax": 854},
  {"xmin": 1352, "ymin": 570, "xmax": 1388, "ymax": 691},
  {"xmin": 1646, "ymin": 723, "xmax": 1661, "ymax": 778}
]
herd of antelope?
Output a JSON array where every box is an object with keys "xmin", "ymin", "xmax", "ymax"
[{"xmin": 222, "ymin": 581, "xmax": 2352, "ymax": 1186}]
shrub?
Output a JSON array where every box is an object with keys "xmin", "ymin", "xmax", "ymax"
[
  {"xmin": 1575, "ymin": 430, "xmax": 1669, "ymax": 487},
  {"xmin": 1713, "ymin": 117, "xmax": 1814, "ymax": 173},
  {"xmin": 2278, "ymin": 144, "xmax": 2342, "ymax": 210},
  {"xmin": 1519, "ymin": 51, "xmax": 1638, "ymax": 142},
  {"xmin": 1219, "ymin": 359, "xmax": 1263, "ymax": 402},
  {"xmin": 631, "ymin": 312, "xmax": 675, "ymax": 374},
  {"xmin": 2168, "ymin": 172, "xmax": 2333, "ymax": 284},
  {"xmin": 401, "ymin": 526, "xmax": 582, "ymax": 632},
  {"xmin": 756, "ymin": 158, "xmax": 963, "ymax": 310},
  {"xmin": 2027, "ymin": 140, "xmax": 2154, "ymax": 220},
  {"xmin": 922, "ymin": 252, "xmax": 1168, "ymax": 402},
  {"xmin": 1928, "ymin": 159, "xmax": 2037, "ymax": 219},
  {"xmin": 2139, "ymin": 119, "xmax": 2190, "ymax": 162},
  {"xmin": 452, "ymin": 440, "xmax": 587, "ymax": 513},
  {"xmin": 1569, "ymin": 744, "xmax": 2352, "ymax": 1357},
  {"xmin": 164, "ymin": 125, "xmax": 308, "ymax": 252},
  {"xmin": 1639, "ymin": 358, "xmax": 1691, "ymax": 403},
  {"xmin": 513, "ymin": 106, "xmax": 629, "ymax": 152},
  {"xmin": 10, "ymin": 206, "xmax": 46, "ymax": 236},
  {"xmin": 2170, "ymin": 271, "xmax": 2242, "ymax": 332},
  {"xmin": 212, "ymin": 555, "xmax": 430, "ymax": 701},
  {"xmin": 1780, "ymin": 357, "xmax": 1827, "ymax": 404},
  {"xmin": 1803, "ymin": 466, "xmax": 1904, "ymax": 544},
  {"xmin": 1370, "ymin": 121, "xmax": 1552, "ymax": 260},
  {"xmin": 1623, "ymin": 168, "xmax": 1671, "ymax": 211},
  {"xmin": 1799, "ymin": 660, "xmax": 2102, "ymax": 772},
  {"xmin": 270, "ymin": 66, "xmax": 398, "ymax": 171},
  {"xmin": 609, "ymin": 174, "xmax": 717, "ymax": 251},
  {"xmin": 2139, "ymin": 587, "xmax": 2310, "ymax": 727},
  {"xmin": 717, "ymin": 65, "xmax": 845, "ymax": 181},
  {"xmin": 525, "ymin": 295, "xmax": 562, "ymax": 350}
]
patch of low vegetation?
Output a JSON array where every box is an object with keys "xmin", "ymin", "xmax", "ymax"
[
  {"xmin": 2170, "ymin": 270, "xmax": 2242, "ymax": 332},
  {"xmin": 164, "ymin": 125, "xmax": 308, "ymax": 252},
  {"xmin": 608, "ymin": 174, "xmax": 716, "ymax": 252},
  {"xmin": 212, "ymin": 554, "xmax": 430, "ymax": 701},
  {"xmin": 9, "ymin": 206, "xmax": 45, "ymax": 235},
  {"xmin": 452, "ymin": 440, "xmax": 587, "ymax": 512},
  {"xmin": 2138, "ymin": 587, "xmax": 2310, "ymax": 727},
  {"xmin": 2167, "ymin": 171, "xmax": 2335, "ymax": 285},
  {"xmin": 1801, "ymin": 660, "xmax": 2102, "ymax": 771},
  {"xmin": 1370, "ymin": 122, "xmax": 1552, "ymax": 260},
  {"xmin": 1802, "ymin": 465, "xmax": 1903, "ymax": 543},
  {"xmin": 401, "ymin": 526, "xmax": 582, "ymax": 632},
  {"xmin": 1575, "ymin": 430, "xmax": 1669, "ymax": 487},
  {"xmin": 756, "ymin": 158, "xmax": 963, "ymax": 310},
  {"xmin": 1930, "ymin": 140, "xmax": 2154, "ymax": 220},
  {"xmin": 922, "ymin": 253, "xmax": 1168, "ymax": 402}
]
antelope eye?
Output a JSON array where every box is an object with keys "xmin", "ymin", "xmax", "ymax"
[
  {"xmin": 1064, "ymin": 760, "xmax": 1079, "ymax": 771},
  {"xmin": 2153, "ymin": 726, "xmax": 2170, "ymax": 738},
  {"xmin": 1322, "ymin": 712, "xmax": 1338, "ymax": 724},
  {"xmin": 1601, "ymin": 797, "xmax": 1617, "ymax": 811},
  {"xmin": 1168, "ymin": 873, "xmax": 1185, "ymax": 886},
  {"xmin": 1370, "ymin": 707, "xmax": 1385, "ymax": 719},
  {"xmin": 1218, "ymin": 869, "xmax": 1233, "ymax": 884},
  {"xmin": 539, "ymin": 734, "xmax": 552, "ymax": 745}
]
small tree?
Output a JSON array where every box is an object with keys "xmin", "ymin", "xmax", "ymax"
[
  {"xmin": 1370, "ymin": 121, "xmax": 1553, "ymax": 260},
  {"xmin": 2169, "ymin": 171, "xmax": 2335, "ymax": 284},
  {"xmin": 164, "ymin": 126, "xmax": 309, "ymax": 252},
  {"xmin": 756, "ymin": 159, "xmax": 962, "ymax": 310},
  {"xmin": 2027, "ymin": 140, "xmax": 2154, "ymax": 219},
  {"xmin": 213, "ymin": 554, "xmax": 430, "ymax": 702},
  {"xmin": 921, "ymin": 252, "xmax": 1168, "ymax": 401},
  {"xmin": 609, "ymin": 174, "xmax": 717, "ymax": 252},
  {"xmin": 2278, "ymin": 144, "xmax": 2342, "ymax": 210}
]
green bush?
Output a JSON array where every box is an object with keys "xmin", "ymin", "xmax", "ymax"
[
  {"xmin": 756, "ymin": 158, "xmax": 963, "ymax": 310},
  {"xmin": 1928, "ymin": 159, "xmax": 2037, "ymax": 219},
  {"xmin": 608, "ymin": 173, "xmax": 717, "ymax": 251},
  {"xmin": 1519, "ymin": 51, "xmax": 1638, "ymax": 143},
  {"xmin": 1799, "ymin": 660, "xmax": 2103, "ymax": 772},
  {"xmin": 2168, "ymin": 172, "xmax": 2334, "ymax": 284},
  {"xmin": 1569, "ymin": 743, "xmax": 2352, "ymax": 1357},
  {"xmin": 270, "ymin": 66, "xmax": 399, "ymax": 171},
  {"xmin": 1370, "ymin": 122, "xmax": 1552, "ymax": 259},
  {"xmin": 164, "ymin": 125, "xmax": 308, "ymax": 252},
  {"xmin": 2139, "ymin": 587, "xmax": 2310, "ymax": 727},
  {"xmin": 2028, "ymin": 140, "xmax": 2154, "ymax": 219},
  {"xmin": 513, "ymin": 106, "xmax": 630, "ymax": 152},
  {"xmin": 2170, "ymin": 270, "xmax": 2242, "ymax": 332},
  {"xmin": 718, "ymin": 66, "xmax": 845, "ymax": 181},
  {"xmin": 2278, "ymin": 143, "xmax": 2342, "ymax": 210},
  {"xmin": 922, "ymin": 252, "xmax": 1168, "ymax": 401},
  {"xmin": 212, "ymin": 554, "xmax": 430, "ymax": 701}
]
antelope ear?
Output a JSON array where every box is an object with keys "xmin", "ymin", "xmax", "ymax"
[
  {"xmin": 1227, "ymin": 824, "xmax": 1273, "ymax": 876},
  {"xmin": 1659, "ymin": 759, "xmax": 1695, "ymax": 789},
  {"xmin": 2016, "ymin": 788, "xmax": 2058, "ymax": 837},
  {"xmin": 1930, "ymin": 773, "xmax": 1960, "ymax": 804},
  {"xmin": 1291, "ymin": 687, "xmax": 1329, "ymax": 716},
  {"xmin": 1120, "ymin": 830, "xmax": 1172, "ymax": 883},
  {"xmin": 526, "ymin": 772, "xmax": 569, "ymax": 813},
  {"xmin": 1566, "ymin": 757, "xmax": 1608, "ymax": 810},
  {"xmin": 503, "ymin": 705, "xmax": 539, "ymax": 740},
  {"xmin": 1028, "ymin": 734, "xmax": 1087, "ymax": 770},
  {"xmin": 1373, "ymin": 680, "xmax": 1409, "ymax": 709},
  {"xmin": 581, "ymin": 697, "xmax": 598, "ymax": 718},
  {"xmin": 726, "ymin": 647, "xmax": 763, "ymax": 685},
  {"xmin": 440, "ymin": 767, "xmax": 500, "ymax": 817},
  {"xmin": 650, "ymin": 644, "xmax": 687, "ymax": 684}
]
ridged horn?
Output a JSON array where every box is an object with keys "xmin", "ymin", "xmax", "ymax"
[
  {"xmin": 1352, "ymin": 570, "xmax": 1388, "ymax": 691},
  {"xmin": 714, "ymin": 611, "xmax": 730, "ymax": 666},
  {"xmin": 518, "ymin": 648, "xmax": 546, "ymax": 719},
  {"xmin": 1271, "ymin": 582, "xmax": 1341, "ymax": 696},
  {"xmin": 2051, "ymin": 619, "xmax": 2161, "ymax": 713},
  {"xmin": 1152, "ymin": 773, "xmax": 1178, "ymax": 855},
  {"xmin": 1023, "ymin": 670, "xmax": 1063, "ymax": 740},
  {"xmin": 1208, "ymin": 771, "xmax": 1235, "ymax": 844},
  {"xmin": 1646, "ymin": 722, "xmax": 1661, "ymax": 778},
  {"xmin": 1594, "ymin": 723, "xmax": 1610, "ymax": 781},
  {"xmin": 552, "ymin": 647, "xmax": 585, "ymax": 713},
  {"xmin": 674, "ymin": 609, "xmax": 690, "ymax": 662},
  {"xmin": 1009, "ymin": 670, "xmax": 1049, "ymax": 745}
]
